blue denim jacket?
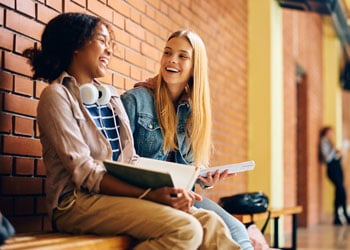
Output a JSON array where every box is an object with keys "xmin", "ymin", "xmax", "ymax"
[{"xmin": 121, "ymin": 86, "xmax": 194, "ymax": 165}]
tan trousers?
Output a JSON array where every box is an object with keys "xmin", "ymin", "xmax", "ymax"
[{"xmin": 53, "ymin": 191, "xmax": 241, "ymax": 250}]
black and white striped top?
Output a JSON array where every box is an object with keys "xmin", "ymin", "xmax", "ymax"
[{"xmin": 84, "ymin": 103, "xmax": 121, "ymax": 160}]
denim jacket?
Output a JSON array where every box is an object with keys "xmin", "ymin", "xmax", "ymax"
[{"xmin": 121, "ymin": 86, "xmax": 194, "ymax": 165}]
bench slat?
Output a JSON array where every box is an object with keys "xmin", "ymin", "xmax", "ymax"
[
  {"xmin": 233, "ymin": 205, "xmax": 303, "ymax": 224},
  {"xmin": 2, "ymin": 233, "xmax": 136, "ymax": 250}
]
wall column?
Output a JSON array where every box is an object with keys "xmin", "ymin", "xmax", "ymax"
[
  {"xmin": 248, "ymin": 0, "xmax": 284, "ymax": 239},
  {"xmin": 322, "ymin": 17, "xmax": 343, "ymax": 214}
]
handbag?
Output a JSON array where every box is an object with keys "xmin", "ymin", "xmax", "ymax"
[
  {"xmin": 219, "ymin": 192, "xmax": 270, "ymax": 233},
  {"xmin": 218, "ymin": 191, "xmax": 269, "ymax": 214}
]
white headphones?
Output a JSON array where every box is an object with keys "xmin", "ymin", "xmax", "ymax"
[{"xmin": 80, "ymin": 84, "xmax": 111, "ymax": 105}]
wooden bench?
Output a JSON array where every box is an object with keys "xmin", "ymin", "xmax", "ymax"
[
  {"xmin": 1, "ymin": 232, "xmax": 137, "ymax": 250},
  {"xmin": 233, "ymin": 205, "xmax": 303, "ymax": 250}
]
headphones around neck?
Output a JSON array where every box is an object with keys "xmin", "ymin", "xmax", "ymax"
[{"xmin": 80, "ymin": 84, "xmax": 111, "ymax": 105}]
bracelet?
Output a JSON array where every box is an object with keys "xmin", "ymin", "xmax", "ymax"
[{"xmin": 138, "ymin": 188, "xmax": 151, "ymax": 199}]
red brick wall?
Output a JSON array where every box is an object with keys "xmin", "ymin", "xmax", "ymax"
[
  {"xmin": 0, "ymin": 0, "xmax": 249, "ymax": 232},
  {"xmin": 282, "ymin": 9, "xmax": 324, "ymax": 227}
]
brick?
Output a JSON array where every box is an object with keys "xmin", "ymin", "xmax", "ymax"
[
  {"xmin": 2, "ymin": 135, "xmax": 42, "ymax": 157},
  {"xmin": 130, "ymin": 7, "xmax": 141, "ymax": 23},
  {"xmin": 141, "ymin": 69, "xmax": 153, "ymax": 80},
  {"xmin": 15, "ymin": 34, "xmax": 35, "ymax": 55},
  {"xmin": 127, "ymin": 0, "xmax": 146, "ymax": 13},
  {"xmin": 141, "ymin": 15, "xmax": 159, "ymax": 34},
  {"xmin": 34, "ymin": 119, "xmax": 40, "ymax": 138},
  {"xmin": 0, "ymin": 7, "xmax": 3, "ymax": 26},
  {"xmin": 63, "ymin": 0, "xmax": 85, "ymax": 12},
  {"xmin": 37, "ymin": 3, "xmax": 59, "ymax": 24},
  {"xmin": 0, "ymin": 155, "xmax": 13, "ymax": 174},
  {"xmin": 1, "ymin": 176, "xmax": 43, "ymax": 195},
  {"xmin": 125, "ymin": 19, "xmax": 145, "ymax": 40},
  {"xmin": 16, "ymin": 0, "xmax": 35, "ymax": 18},
  {"xmin": 0, "ymin": 27, "xmax": 14, "ymax": 50},
  {"xmin": 0, "ymin": 198, "xmax": 14, "ymax": 216},
  {"xmin": 144, "ymin": 57, "xmax": 157, "ymax": 73},
  {"xmin": 108, "ymin": 0, "xmax": 130, "ymax": 17},
  {"xmin": 129, "ymin": 36, "xmax": 141, "ymax": 52},
  {"xmin": 130, "ymin": 65, "xmax": 141, "ymax": 80},
  {"xmin": 97, "ymin": 70, "xmax": 113, "ymax": 85},
  {"xmin": 125, "ymin": 48, "xmax": 145, "ymax": 68},
  {"xmin": 0, "ymin": 112, "xmax": 12, "ymax": 133},
  {"xmin": 115, "ymin": 28, "xmax": 130, "ymax": 47},
  {"xmin": 146, "ymin": 6, "xmax": 156, "ymax": 22},
  {"xmin": 72, "ymin": 0, "xmax": 86, "ymax": 7},
  {"xmin": 4, "ymin": 51, "xmax": 32, "ymax": 77},
  {"xmin": 14, "ymin": 75, "xmax": 33, "ymax": 96},
  {"xmin": 35, "ymin": 80, "xmax": 48, "ymax": 99},
  {"xmin": 108, "ymin": 56, "xmax": 130, "ymax": 76},
  {"xmin": 124, "ymin": 78, "xmax": 134, "ymax": 90},
  {"xmin": 141, "ymin": 42, "xmax": 159, "ymax": 61},
  {"xmin": 15, "ymin": 197, "xmax": 34, "ymax": 215},
  {"xmin": 14, "ymin": 116, "xmax": 34, "ymax": 136},
  {"xmin": 155, "ymin": 11, "xmax": 172, "ymax": 30},
  {"xmin": 15, "ymin": 157, "xmax": 35, "ymax": 175},
  {"xmin": 0, "ymin": 0, "xmax": 14, "ymax": 8},
  {"xmin": 35, "ymin": 159, "xmax": 46, "ymax": 176},
  {"xmin": 9, "ymin": 216, "xmax": 43, "ymax": 233},
  {"xmin": 4, "ymin": 93, "xmax": 38, "ymax": 117},
  {"xmin": 46, "ymin": 0, "xmax": 62, "ymax": 12},
  {"xmin": 112, "ymin": 42, "xmax": 125, "ymax": 59},
  {"xmin": 112, "ymin": 11, "xmax": 124, "ymax": 29},
  {"xmin": 0, "ymin": 70, "xmax": 14, "ymax": 91},
  {"xmin": 112, "ymin": 73, "xmax": 125, "ymax": 89},
  {"xmin": 87, "ymin": 0, "xmax": 113, "ymax": 21},
  {"xmin": 36, "ymin": 196, "xmax": 47, "ymax": 214},
  {"xmin": 146, "ymin": 0, "xmax": 160, "ymax": 10},
  {"xmin": 6, "ymin": 10, "xmax": 45, "ymax": 41}
]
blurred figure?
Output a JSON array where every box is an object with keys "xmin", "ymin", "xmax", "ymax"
[{"xmin": 319, "ymin": 126, "xmax": 350, "ymax": 225}]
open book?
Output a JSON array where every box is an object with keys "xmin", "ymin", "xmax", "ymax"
[
  {"xmin": 104, "ymin": 157, "xmax": 199, "ymax": 191},
  {"xmin": 104, "ymin": 158, "xmax": 255, "ymax": 191}
]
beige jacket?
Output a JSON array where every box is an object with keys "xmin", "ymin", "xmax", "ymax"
[{"xmin": 37, "ymin": 72, "xmax": 137, "ymax": 218}]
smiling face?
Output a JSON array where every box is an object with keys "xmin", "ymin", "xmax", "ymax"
[
  {"xmin": 160, "ymin": 36, "xmax": 193, "ymax": 99},
  {"xmin": 68, "ymin": 22, "xmax": 112, "ymax": 84}
]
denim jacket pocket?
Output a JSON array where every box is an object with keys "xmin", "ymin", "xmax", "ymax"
[{"xmin": 135, "ymin": 114, "xmax": 163, "ymax": 157}]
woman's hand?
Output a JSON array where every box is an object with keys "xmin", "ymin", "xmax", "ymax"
[
  {"xmin": 197, "ymin": 169, "xmax": 236, "ymax": 187},
  {"xmin": 146, "ymin": 187, "xmax": 202, "ymax": 212}
]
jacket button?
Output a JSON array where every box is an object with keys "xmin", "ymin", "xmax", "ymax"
[{"xmin": 148, "ymin": 124, "xmax": 153, "ymax": 129}]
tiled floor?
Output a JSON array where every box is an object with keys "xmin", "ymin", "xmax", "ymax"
[
  {"xmin": 296, "ymin": 224, "xmax": 350, "ymax": 250},
  {"xmin": 270, "ymin": 220, "xmax": 350, "ymax": 250}
]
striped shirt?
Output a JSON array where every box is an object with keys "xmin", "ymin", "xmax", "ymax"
[{"xmin": 84, "ymin": 103, "xmax": 121, "ymax": 160}]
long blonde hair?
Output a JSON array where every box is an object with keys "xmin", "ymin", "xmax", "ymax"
[{"xmin": 155, "ymin": 29, "xmax": 212, "ymax": 167}]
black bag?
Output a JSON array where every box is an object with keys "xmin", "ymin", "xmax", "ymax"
[{"xmin": 218, "ymin": 192, "xmax": 269, "ymax": 214}]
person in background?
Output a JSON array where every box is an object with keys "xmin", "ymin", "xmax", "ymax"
[
  {"xmin": 24, "ymin": 12, "xmax": 241, "ymax": 250},
  {"xmin": 121, "ymin": 29, "xmax": 253, "ymax": 249},
  {"xmin": 319, "ymin": 126, "xmax": 350, "ymax": 225}
]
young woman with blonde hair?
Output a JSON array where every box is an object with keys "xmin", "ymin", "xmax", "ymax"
[{"xmin": 122, "ymin": 29, "xmax": 253, "ymax": 249}]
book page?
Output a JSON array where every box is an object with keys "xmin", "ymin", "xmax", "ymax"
[
  {"xmin": 136, "ymin": 157, "xmax": 199, "ymax": 191},
  {"xmin": 199, "ymin": 160, "xmax": 255, "ymax": 177}
]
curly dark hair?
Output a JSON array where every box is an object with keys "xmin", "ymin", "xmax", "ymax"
[{"xmin": 23, "ymin": 12, "xmax": 113, "ymax": 82}]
